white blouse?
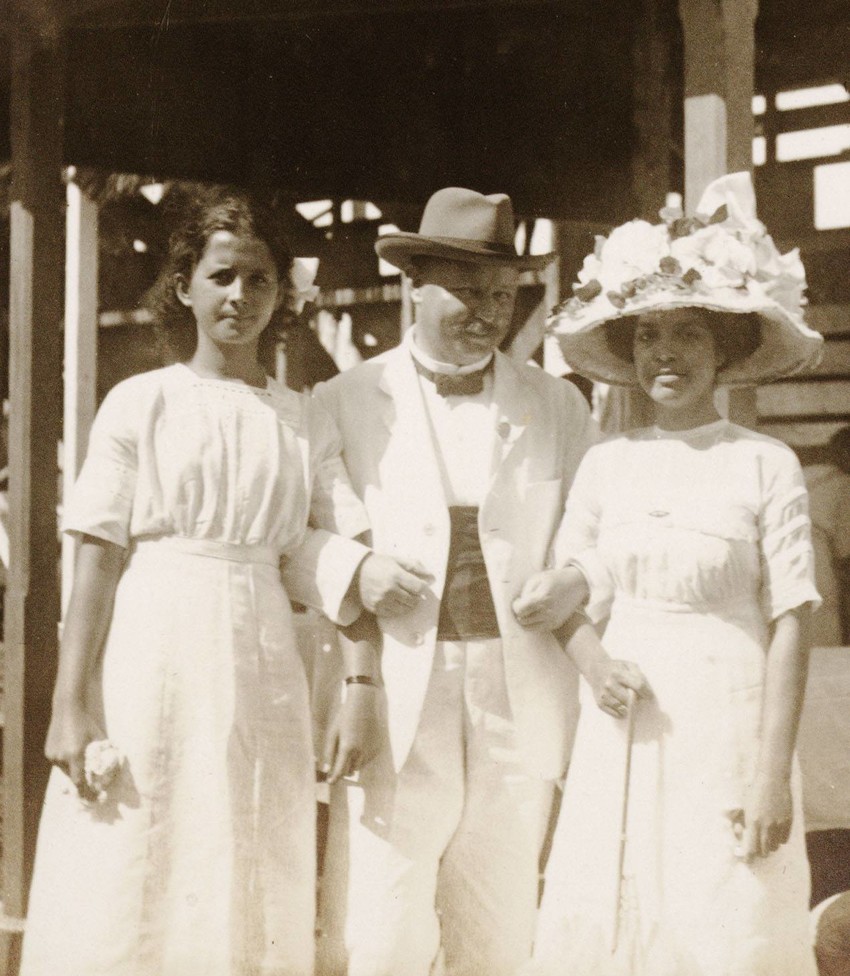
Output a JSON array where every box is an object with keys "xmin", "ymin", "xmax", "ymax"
[
  {"xmin": 554, "ymin": 419, "xmax": 821, "ymax": 623},
  {"xmin": 64, "ymin": 363, "xmax": 369, "ymax": 554}
]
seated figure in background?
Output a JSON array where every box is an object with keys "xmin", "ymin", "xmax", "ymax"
[{"xmin": 804, "ymin": 425, "xmax": 850, "ymax": 646}]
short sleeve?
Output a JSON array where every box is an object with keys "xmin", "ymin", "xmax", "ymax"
[
  {"xmin": 63, "ymin": 382, "xmax": 139, "ymax": 548},
  {"xmin": 306, "ymin": 398, "xmax": 370, "ymax": 540},
  {"xmin": 552, "ymin": 445, "xmax": 614, "ymax": 622},
  {"xmin": 759, "ymin": 447, "xmax": 821, "ymax": 620}
]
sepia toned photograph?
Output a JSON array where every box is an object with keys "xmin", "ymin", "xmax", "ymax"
[{"xmin": 0, "ymin": 1, "xmax": 849, "ymax": 974}]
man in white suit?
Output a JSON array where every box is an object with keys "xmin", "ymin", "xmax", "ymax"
[{"xmin": 315, "ymin": 187, "xmax": 596, "ymax": 976}]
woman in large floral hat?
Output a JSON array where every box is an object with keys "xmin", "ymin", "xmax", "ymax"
[{"xmin": 513, "ymin": 172, "xmax": 824, "ymax": 975}]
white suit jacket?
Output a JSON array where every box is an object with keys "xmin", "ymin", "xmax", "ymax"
[{"xmin": 315, "ymin": 344, "xmax": 596, "ymax": 779}]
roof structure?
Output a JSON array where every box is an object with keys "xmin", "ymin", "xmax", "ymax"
[
  {"xmin": 2, "ymin": 0, "xmax": 646, "ymax": 225},
  {"xmin": 0, "ymin": 2, "xmax": 844, "ymax": 234}
]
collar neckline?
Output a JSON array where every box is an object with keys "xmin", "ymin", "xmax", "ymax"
[
  {"xmin": 175, "ymin": 361, "xmax": 271, "ymax": 391},
  {"xmin": 650, "ymin": 418, "xmax": 729, "ymax": 440},
  {"xmin": 407, "ymin": 327, "xmax": 494, "ymax": 376}
]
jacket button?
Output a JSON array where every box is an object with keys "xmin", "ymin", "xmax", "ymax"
[
  {"xmin": 423, "ymin": 523, "xmax": 435, "ymax": 536},
  {"xmin": 412, "ymin": 632, "xmax": 424, "ymax": 645}
]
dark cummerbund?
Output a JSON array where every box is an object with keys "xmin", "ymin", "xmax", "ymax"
[{"xmin": 437, "ymin": 506, "xmax": 500, "ymax": 641}]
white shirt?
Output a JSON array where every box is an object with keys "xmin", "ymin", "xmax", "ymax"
[{"xmin": 407, "ymin": 328, "xmax": 498, "ymax": 506}]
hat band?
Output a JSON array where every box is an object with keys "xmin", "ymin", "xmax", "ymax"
[{"xmin": 421, "ymin": 235, "xmax": 518, "ymax": 254}]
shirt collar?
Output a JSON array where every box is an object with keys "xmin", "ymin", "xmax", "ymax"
[{"xmin": 407, "ymin": 326, "xmax": 494, "ymax": 376}]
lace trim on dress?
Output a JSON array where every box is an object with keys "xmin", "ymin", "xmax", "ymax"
[
  {"xmin": 171, "ymin": 363, "xmax": 303, "ymax": 427},
  {"xmin": 174, "ymin": 361, "xmax": 273, "ymax": 393},
  {"xmin": 647, "ymin": 419, "xmax": 729, "ymax": 442}
]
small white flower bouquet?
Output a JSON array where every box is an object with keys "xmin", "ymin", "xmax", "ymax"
[{"xmin": 84, "ymin": 739, "xmax": 123, "ymax": 801}]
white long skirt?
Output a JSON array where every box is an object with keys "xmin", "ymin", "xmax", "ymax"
[
  {"xmin": 528, "ymin": 598, "xmax": 817, "ymax": 976},
  {"xmin": 21, "ymin": 539, "xmax": 317, "ymax": 976}
]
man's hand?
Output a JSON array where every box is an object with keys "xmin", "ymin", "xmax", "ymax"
[
  {"xmin": 324, "ymin": 684, "xmax": 383, "ymax": 784},
  {"xmin": 512, "ymin": 567, "xmax": 589, "ymax": 631},
  {"xmin": 357, "ymin": 553, "xmax": 432, "ymax": 616}
]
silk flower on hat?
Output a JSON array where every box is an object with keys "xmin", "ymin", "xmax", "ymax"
[
  {"xmin": 575, "ymin": 181, "xmax": 803, "ymax": 314},
  {"xmin": 549, "ymin": 171, "xmax": 822, "ymax": 386}
]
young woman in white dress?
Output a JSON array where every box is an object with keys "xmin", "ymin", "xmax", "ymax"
[
  {"xmin": 513, "ymin": 173, "xmax": 824, "ymax": 976},
  {"xmin": 20, "ymin": 187, "xmax": 414, "ymax": 976}
]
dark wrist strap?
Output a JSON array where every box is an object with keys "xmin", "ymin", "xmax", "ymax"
[{"xmin": 344, "ymin": 675, "xmax": 378, "ymax": 687}]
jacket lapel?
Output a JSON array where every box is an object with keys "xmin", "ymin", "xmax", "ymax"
[
  {"xmin": 489, "ymin": 352, "xmax": 535, "ymax": 485},
  {"xmin": 377, "ymin": 345, "xmax": 447, "ymax": 513}
]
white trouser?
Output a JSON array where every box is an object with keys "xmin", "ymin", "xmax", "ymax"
[{"xmin": 317, "ymin": 639, "xmax": 554, "ymax": 976}]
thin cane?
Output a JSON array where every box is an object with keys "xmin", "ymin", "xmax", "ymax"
[{"xmin": 612, "ymin": 687, "xmax": 638, "ymax": 956}]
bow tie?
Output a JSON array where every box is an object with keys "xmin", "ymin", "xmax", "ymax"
[{"xmin": 412, "ymin": 356, "xmax": 493, "ymax": 397}]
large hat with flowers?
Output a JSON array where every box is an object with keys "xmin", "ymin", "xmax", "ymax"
[
  {"xmin": 549, "ymin": 172, "xmax": 823, "ymax": 386},
  {"xmin": 375, "ymin": 186, "xmax": 554, "ymax": 272}
]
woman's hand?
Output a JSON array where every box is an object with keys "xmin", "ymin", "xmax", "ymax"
[
  {"xmin": 324, "ymin": 684, "xmax": 383, "ymax": 784},
  {"xmin": 733, "ymin": 774, "xmax": 793, "ymax": 861},
  {"xmin": 727, "ymin": 609, "xmax": 804, "ymax": 862},
  {"xmin": 587, "ymin": 659, "xmax": 653, "ymax": 719},
  {"xmin": 45, "ymin": 697, "xmax": 105, "ymax": 800},
  {"xmin": 45, "ymin": 536, "xmax": 123, "ymax": 800},
  {"xmin": 512, "ymin": 567, "xmax": 589, "ymax": 631}
]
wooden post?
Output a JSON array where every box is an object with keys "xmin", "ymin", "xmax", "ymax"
[
  {"xmin": 4, "ymin": 24, "xmax": 65, "ymax": 946},
  {"xmin": 719, "ymin": 0, "xmax": 760, "ymax": 176},
  {"xmin": 678, "ymin": 0, "xmax": 759, "ymax": 427},
  {"xmin": 400, "ymin": 275, "xmax": 414, "ymax": 336},
  {"xmin": 600, "ymin": 0, "xmax": 679, "ymax": 432},
  {"xmin": 632, "ymin": 0, "xmax": 678, "ymax": 221},
  {"xmin": 62, "ymin": 177, "xmax": 99, "ymax": 612},
  {"xmin": 678, "ymin": 0, "xmax": 759, "ymax": 211},
  {"xmin": 543, "ymin": 221, "xmax": 569, "ymax": 377}
]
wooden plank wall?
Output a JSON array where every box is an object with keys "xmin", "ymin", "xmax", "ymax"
[{"xmin": 754, "ymin": 80, "xmax": 850, "ymax": 455}]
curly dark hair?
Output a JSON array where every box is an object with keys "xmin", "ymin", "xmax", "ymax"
[
  {"xmin": 604, "ymin": 309, "xmax": 762, "ymax": 372},
  {"xmin": 146, "ymin": 184, "xmax": 294, "ymax": 368}
]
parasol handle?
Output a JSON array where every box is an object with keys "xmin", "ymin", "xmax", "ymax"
[{"xmin": 612, "ymin": 686, "xmax": 638, "ymax": 955}]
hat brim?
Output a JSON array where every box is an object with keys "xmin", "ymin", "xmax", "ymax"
[
  {"xmin": 375, "ymin": 232, "xmax": 554, "ymax": 272},
  {"xmin": 549, "ymin": 291, "xmax": 824, "ymax": 387}
]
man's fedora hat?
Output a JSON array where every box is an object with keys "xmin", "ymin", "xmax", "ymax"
[{"xmin": 374, "ymin": 187, "xmax": 555, "ymax": 272}]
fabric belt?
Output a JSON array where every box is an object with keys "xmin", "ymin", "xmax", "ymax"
[
  {"xmin": 437, "ymin": 506, "xmax": 500, "ymax": 641},
  {"xmin": 132, "ymin": 536, "xmax": 279, "ymax": 566}
]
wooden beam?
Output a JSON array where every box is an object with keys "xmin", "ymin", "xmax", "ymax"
[
  {"xmin": 758, "ymin": 379, "xmax": 850, "ymax": 417},
  {"xmin": 767, "ymin": 101, "xmax": 850, "ymax": 134},
  {"xmin": 315, "ymin": 283, "xmax": 404, "ymax": 309},
  {"xmin": 71, "ymin": 0, "xmax": 563, "ymax": 29},
  {"xmin": 314, "ymin": 269, "xmax": 561, "ymax": 312},
  {"xmin": 62, "ymin": 177, "xmax": 98, "ymax": 612},
  {"xmin": 4, "ymin": 24, "xmax": 64, "ymax": 930}
]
